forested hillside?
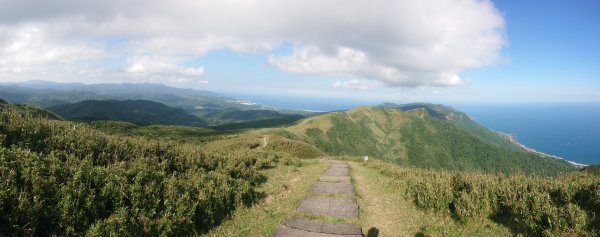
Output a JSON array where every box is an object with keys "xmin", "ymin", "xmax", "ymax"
[
  {"xmin": 378, "ymin": 103, "xmax": 525, "ymax": 151},
  {"xmin": 285, "ymin": 106, "xmax": 575, "ymax": 174},
  {"xmin": 46, "ymin": 100, "xmax": 206, "ymax": 126}
]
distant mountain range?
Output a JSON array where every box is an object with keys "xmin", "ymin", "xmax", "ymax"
[
  {"xmin": 0, "ymin": 81, "xmax": 310, "ymax": 127},
  {"xmin": 283, "ymin": 103, "xmax": 575, "ymax": 174},
  {"xmin": 0, "ymin": 80, "xmax": 254, "ymax": 110}
]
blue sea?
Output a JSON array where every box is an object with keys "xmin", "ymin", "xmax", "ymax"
[
  {"xmin": 453, "ymin": 103, "xmax": 600, "ymax": 165},
  {"xmin": 227, "ymin": 93, "xmax": 600, "ymax": 165}
]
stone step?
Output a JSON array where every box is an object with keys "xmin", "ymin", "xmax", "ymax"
[
  {"xmin": 323, "ymin": 168, "xmax": 349, "ymax": 177},
  {"xmin": 274, "ymin": 160, "xmax": 361, "ymax": 237},
  {"xmin": 319, "ymin": 175, "xmax": 351, "ymax": 183},
  {"xmin": 273, "ymin": 218, "xmax": 362, "ymax": 237},
  {"xmin": 310, "ymin": 181, "xmax": 355, "ymax": 195},
  {"xmin": 298, "ymin": 196, "xmax": 359, "ymax": 218},
  {"xmin": 328, "ymin": 160, "xmax": 349, "ymax": 166}
]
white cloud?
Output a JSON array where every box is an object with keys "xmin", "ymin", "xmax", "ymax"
[
  {"xmin": 126, "ymin": 55, "xmax": 205, "ymax": 84},
  {"xmin": 0, "ymin": 24, "xmax": 104, "ymax": 72},
  {"xmin": 0, "ymin": 0, "xmax": 506, "ymax": 87},
  {"xmin": 334, "ymin": 79, "xmax": 382, "ymax": 91}
]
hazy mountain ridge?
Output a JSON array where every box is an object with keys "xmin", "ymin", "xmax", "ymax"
[
  {"xmin": 0, "ymin": 81, "xmax": 252, "ymax": 110},
  {"xmin": 0, "ymin": 81, "xmax": 311, "ymax": 127}
]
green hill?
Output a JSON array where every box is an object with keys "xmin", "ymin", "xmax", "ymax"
[
  {"xmin": 0, "ymin": 99, "xmax": 62, "ymax": 120},
  {"xmin": 195, "ymin": 109, "xmax": 304, "ymax": 125},
  {"xmin": 377, "ymin": 102, "xmax": 523, "ymax": 151},
  {"xmin": 285, "ymin": 106, "xmax": 575, "ymax": 174},
  {"xmin": 582, "ymin": 164, "xmax": 600, "ymax": 175},
  {"xmin": 46, "ymin": 100, "xmax": 206, "ymax": 126}
]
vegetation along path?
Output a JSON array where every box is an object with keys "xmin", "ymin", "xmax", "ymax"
[{"xmin": 274, "ymin": 160, "xmax": 362, "ymax": 237}]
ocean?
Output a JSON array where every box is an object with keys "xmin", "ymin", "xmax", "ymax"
[{"xmin": 453, "ymin": 103, "xmax": 600, "ymax": 165}]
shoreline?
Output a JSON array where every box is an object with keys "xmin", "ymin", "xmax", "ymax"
[{"xmin": 496, "ymin": 131, "xmax": 588, "ymax": 168}]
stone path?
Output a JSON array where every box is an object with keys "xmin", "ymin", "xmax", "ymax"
[{"xmin": 274, "ymin": 160, "xmax": 362, "ymax": 237}]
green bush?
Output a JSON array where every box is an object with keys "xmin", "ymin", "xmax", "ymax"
[
  {"xmin": 362, "ymin": 159, "xmax": 600, "ymax": 236},
  {"xmin": 0, "ymin": 106, "xmax": 279, "ymax": 235}
]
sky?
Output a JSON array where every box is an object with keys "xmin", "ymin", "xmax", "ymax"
[{"xmin": 0, "ymin": 0, "xmax": 598, "ymax": 103}]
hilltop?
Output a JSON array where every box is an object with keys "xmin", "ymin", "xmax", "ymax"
[
  {"xmin": 376, "ymin": 102, "xmax": 524, "ymax": 151},
  {"xmin": 46, "ymin": 100, "xmax": 206, "ymax": 126},
  {"xmin": 283, "ymin": 105, "xmax": 575, "ymax": 174},
  {"xmin": 0, "ymin": 98, "xmax": 62, "ymax": 120}
]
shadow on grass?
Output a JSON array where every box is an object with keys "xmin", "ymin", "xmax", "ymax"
[
  {"xmin": 489, "ymin": 208, "xmax": 523, "ymax": 236},
  {"xmin": 367, "ymin": 227, "xmax": 379, "ymax": 237}
]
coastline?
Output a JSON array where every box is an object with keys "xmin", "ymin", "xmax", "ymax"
[{"xmin": 496, "ymin": 131, "xmax": 588, "ymax": 168}]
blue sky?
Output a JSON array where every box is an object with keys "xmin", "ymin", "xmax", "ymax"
[
  {"xmin": 0, "ymin": 0, "xmax": 598, "ymax": 104},
  {"xmin": 457, "ymin": 0, "xmax": 600, "ymax": 103},
  {"xmin": 199, "ymin": 0, "xmax": 600, "ymax": 103}
]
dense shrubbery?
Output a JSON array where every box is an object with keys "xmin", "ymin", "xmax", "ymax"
[
  {"xmin": 0, "ymin": 106, "xmax": 283, "ymax": 235},
  {"xmin": 583, "ymin": 165, "xmax": 600, "ymax": 175},
  {"xmin": 88, "ymin": 120, "xmax": 230, "ymax": 145},
  {"xmin": 361, "ymin": 159, "xmax": 600, "ymax": 236}
]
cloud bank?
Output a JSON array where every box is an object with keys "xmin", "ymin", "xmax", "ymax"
[{"xmin": 0, "ymin": 0, "xmax": 506, "ymax": 87}]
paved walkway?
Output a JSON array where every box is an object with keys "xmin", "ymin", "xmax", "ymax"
[{"xmin": 274, "ymin": 160, "xmax": 362, "ymax": 237}]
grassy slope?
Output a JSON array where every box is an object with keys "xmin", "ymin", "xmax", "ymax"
[
  {"xmin": 350, "ymin": 161, "xmax": 512, "ymax": 237},
  {"xmin": 286, "ymin": 106, "xmax": 575, "ymax": 175}
]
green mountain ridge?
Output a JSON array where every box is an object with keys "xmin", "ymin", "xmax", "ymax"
[
  {"xmin": 376, "ymin": 102, "xmax": 524, "ymax": 151},
  {"xmin": 194, "ymin": 109, "xmax": 305, "ymax": 126},
  {"xmin": 47, "ymin": 100, "xmax": 206, "ymax": 126},
  {"xmin": 285, "ymin": 105, "xmax": 575, "ymax": 174}
]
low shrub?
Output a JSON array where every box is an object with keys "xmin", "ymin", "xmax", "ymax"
[
  {"xmin": 0, "ymin": 106, "xmax": 281, "ymax": 235},
  {"xmin": 362, "ymin": 159, "xmax": 600, "ymax": 236}
]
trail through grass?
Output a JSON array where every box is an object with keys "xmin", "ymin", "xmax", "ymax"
[{"xmin": 202, "ymin": 159, "xmax": 327, "ymax": 236}]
